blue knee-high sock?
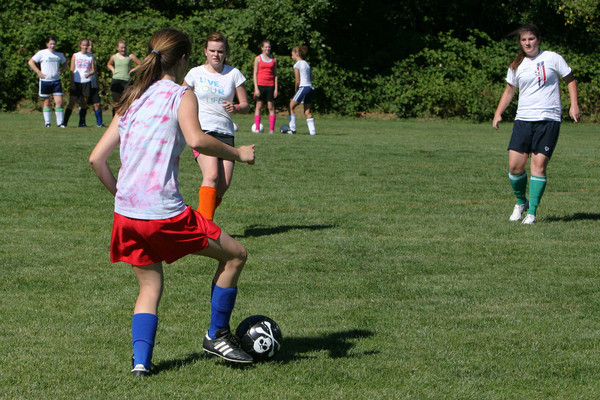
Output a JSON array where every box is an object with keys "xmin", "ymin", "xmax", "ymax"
[
  {"xmin": 95, "ymin": 109, "xmax": 103, "ymax": 126},
  {"xmin": 132, "ymin": 313, "xmax": 158, "ymax": 369},
  {"xmin": 208, "ymin": 285, "xmax": 237, "ymax": 339}
]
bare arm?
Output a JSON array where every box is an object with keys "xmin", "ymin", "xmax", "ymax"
[
  {"xmin": 493, "ymin": 83, "xmax": 516, "ymax": 129},
  {"xmin": 222, "ymin": 84, "xmax": 249, "ymax": 114},
  {"xmin": 89, "ymin": 116, "xmax": 120, "ymax": 195},
  {"xmin": 107, "ymin": 55, "xmax": 115, "ymax": 74},
  {"xmin": 563, "ymin": 73, "xmax": 580, "ymax": 123},
  {"xmin": 273, "ymin": 58, "xmax": 278, "ymax": 98},
  {"xmin": 87, "ymin": 55, "xmax": 96, "ymax": 78},
  {"xmin": 129, "ymin": 54, "xmax": 142, "ymax": 74},
  {"xmin": 27, "ymin": 58, "xmax": 45, "ymax": 79},
  {"xmin": 253, "ymin": 56, "xmax": 260, "ymax": 97},
  {"xmin": 178, "ymin": 90, "xmax": 254, "ymax": 163},
  {"xmin": 294, "ymin": 68, "xmax": 300, "ymax": 92}
]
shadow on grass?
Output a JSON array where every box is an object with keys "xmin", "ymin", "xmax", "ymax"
[
  {"xmin": 152, "ymin": 329, "xmax": 376, "ymax": 374},
  {"xmin": 231, "ymin": 224, "xmax": 336, "ymax": 238},
  {"xmin": 275, "ymin": 329, "xmax": 377, "ymax": 363},
  {"xmin": 545, "ymin": 213, "xmax": 600, "ymax": 222}
]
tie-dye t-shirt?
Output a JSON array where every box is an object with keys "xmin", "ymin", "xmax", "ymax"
[{"xmin": 115, "ymin": 79, "xmax": 188, "ymax": 220}]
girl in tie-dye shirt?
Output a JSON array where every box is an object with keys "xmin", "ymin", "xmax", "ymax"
[{"xmin": 90, "ymin": 29, "xmax": 256, "ymax": 376}]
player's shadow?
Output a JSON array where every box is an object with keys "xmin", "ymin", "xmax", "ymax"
[
  {"xmin": 544, "ymin": 213, "xmax": 600, "ymax": 222},
  {"xmin": 231, "ymin": 224, "xmax": 335, "ymax": 238},
  {"xmin": 149, "ymin": 329, "xmax": 375, "ymax": 374},
  {"xmin": 275, "ymin": 329, "xmax": 377, "ymax": 363}
]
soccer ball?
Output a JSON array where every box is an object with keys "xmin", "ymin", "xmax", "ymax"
[
  {"xmin": 235, "ymin": 315, "xmax": 282, "ymax": 362},
  {"xmin": 233, "ymin": 122, "xmax": 239, "ymax": 132},
  {"xmin": 251, "ymin": 123, "xmax": 264, "ymax": 133},
  {"xmin": 280, "ymin": 124, "xmax": 290, "ymax": 133}
]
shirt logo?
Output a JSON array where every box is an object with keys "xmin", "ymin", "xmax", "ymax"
[{"xmin": 536, "ymin": 61, "xmax": 547, "ymax": 87}]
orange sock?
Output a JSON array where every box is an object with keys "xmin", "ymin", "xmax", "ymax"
[{"xmin": 197, "ymin": 186, "xmax": 217, "ymax": 221}]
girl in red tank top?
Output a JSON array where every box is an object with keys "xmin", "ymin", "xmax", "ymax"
[{"xmin": 252, "ymin": 40, "xmax": 278, "ymax": 133}]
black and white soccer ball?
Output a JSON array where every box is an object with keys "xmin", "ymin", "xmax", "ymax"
[
  {"xmin": 235, "ymin": 315, "xmax": 282, "ymax": 362},
  {"xmin": 251, "ymin": 123, "xmax": 264, "ymax": 133},
  {"xmin": 280, "ymin": 124, "xmax": 290, "ymax": 133}
]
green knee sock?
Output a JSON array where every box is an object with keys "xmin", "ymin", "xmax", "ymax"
[
  {"xmin": 508, "ymin": 172, "xmax": 528, "ymax": 205},
  {"xmin": 528, "ymin": 175, "xmax": 547, "ymax": 215}
]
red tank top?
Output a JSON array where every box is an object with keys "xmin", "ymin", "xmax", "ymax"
[{"xmin": 257, "ymin": 56, "xmax": 275, "ymax": 86}]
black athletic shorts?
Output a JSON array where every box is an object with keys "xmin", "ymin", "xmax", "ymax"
[
  {"xmin": 89, "ymin": 87, "xmax": 100, "ymax": 104},
  {"xmin": 255, "ymin": 85, "xmax": 275, "ymax": 102},
  {"xmin": 110, "ymin": 79, "xmax": 129, "ymax": 94},
  {"xmin": 193, "ymin": 131, "xmax": 235, "ymax": 161},
  {"xmin": 508, "ymin": 120, "xmax": 561, "ymax": 158},
  {"xmin": 70, "ymin": 81, "xmax": 92, "ymax": 97}
]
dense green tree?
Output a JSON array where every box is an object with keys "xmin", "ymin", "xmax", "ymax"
[{"xmin": 1, "ymin": 0, "xmax": 599, "ymax": 119}]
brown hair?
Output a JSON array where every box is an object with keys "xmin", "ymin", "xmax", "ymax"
[
  {"xmin": 509, "ymin": 24, "xmax": 542, "ymax": 71},
  {"xmin": 115, "ymin": 28, "xmax": 191, "ymax": 114},
  {"xmin": 292, "ymin": 45, "xmax": 308, "ymax": 59},
  {"xmin": 205, "ymin": 32, "xmax": 229, "ymax": 64}
]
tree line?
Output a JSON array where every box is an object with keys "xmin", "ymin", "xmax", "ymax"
[{"xmin": 2, "ymin": 0, "xmax": 599, "ymax": 120}]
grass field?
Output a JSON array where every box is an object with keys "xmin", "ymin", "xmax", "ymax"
[{"xmin": 1, "ymin": 112, "xmax": 599, "ymax": 399}]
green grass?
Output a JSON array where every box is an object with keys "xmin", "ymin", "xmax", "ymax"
[{"xmin": 1, "ymin": 112, "xmax": 600, "ymax": 399}]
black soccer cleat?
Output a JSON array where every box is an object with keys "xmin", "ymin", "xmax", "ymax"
[{"xmin": 202, "ymin": 327, "xmax": 253, "ymax": 363}]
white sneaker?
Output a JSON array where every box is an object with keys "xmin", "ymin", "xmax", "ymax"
[
  {"xmin": 522, "ymin": 214, "xmax": 536, "ymax": 224},
  {"xmin": 509, "ymin": 201, "xmax": 528, "ymax": 221}
]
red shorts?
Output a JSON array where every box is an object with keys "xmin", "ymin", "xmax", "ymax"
[{"xmin": 110, "ymin": 206, "xmax": 221, "ymax": 266}]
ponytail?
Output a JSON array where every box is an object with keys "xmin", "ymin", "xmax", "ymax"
[{"xmin": 115, "ymin": 29, "xmax": 191, "ymax": 114}]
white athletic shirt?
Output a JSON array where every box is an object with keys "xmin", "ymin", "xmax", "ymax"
[
  {"xmin": 294, "ymin": 60, "xmax": 312, "ymax": 88},
  {"xmin": 506, "ymin": 51, "xmax": 572, "ymax": 122},
  {"xmin": 31, "ymin": 49, "xmax": 66, "ymax": 81},
  {"xmin": 115, "ymin": 80, "xmax": 188, "ymax": 220},
  {"xmin": 73, "ymin": 52, "xmax": 94, "ymax": 83},
  {"xmin": 184, "ymin": 65, "xmax": 246, "ymax": 136}
]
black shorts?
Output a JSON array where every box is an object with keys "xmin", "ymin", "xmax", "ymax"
[
  {"xmin": 255, "ymin": 85, "xmax": 275, "ymax": 102},
  {"xmin": 508, "ymin": 120, "xmax": 561, "ymax": 158},
  {"xmin": 193, "ymin": 131, "xmax": 235, "ymax": 161},
  {"xmin": 70, "ymin": 81, "xmax": 92, "ymax": 97},
  {"xmin": 89, "ymin": 87, "xmax": 100, "ymax": 104},
  {"xmin": 110, "ymin": 79, "xmax": 129, "ymax": 94}
]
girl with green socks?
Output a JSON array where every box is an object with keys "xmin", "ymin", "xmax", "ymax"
[{"xmin": 493, "ymin": 24, "xmax": 580, "ymax": 224}]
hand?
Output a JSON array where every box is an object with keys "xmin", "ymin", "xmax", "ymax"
[
  {"xmin": 492, "ymin": 114, "xmax": 502, "ymax": 130},
  {"xmin": 570, "ymin": 104, "xmax": 580, "ymax": 123},
  {"xmin": 238, "ymin": 144, "xmax": 255, "ymax": 165},
  {"xmin": 222, "ymin": 101, "xmax": 235, "ymax": 113},
  {"xmin": 38, "ymin": 72, "xmax": 46, "ymax": 79}
]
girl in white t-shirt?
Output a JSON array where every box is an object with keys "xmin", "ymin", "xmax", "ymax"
[
  {"xmin": 493, "ymin": 24, "xmax": 580, "ymax": 224},
  {"xmin": 183, "ymin": 32, "xmax": 249, "ymax": 222},
  {"xmin": 287, "ymin": 45, "xmax": 316, "ymax": 135},
  {"xmin": 89, "ymin": 29, "xmax": 256, "ymax": 376},
  {"xmin": 27, "ymin": 37, "xmax": 68, "ymax": 127}
]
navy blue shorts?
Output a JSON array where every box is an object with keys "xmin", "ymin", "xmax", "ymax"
[
  {"xmin": 292, "ymin": 86, "xmax": 314, "ymax": 104},
  {"xmin": 508, "ymin": 120, "xmax": 561, "ymax": 158},
  {"xmin": 39, "ymin": 79, "xmax": 63, "ymax": 97}
]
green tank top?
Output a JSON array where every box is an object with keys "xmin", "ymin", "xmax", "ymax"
[{"xmin": 113, "ymin": 53, "xmax": 131, "ymax": 81}]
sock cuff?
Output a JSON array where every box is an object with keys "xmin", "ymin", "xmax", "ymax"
[
  {"xmin": 508, "ymin": 172, "xmax": 527, "ymax": 180},
  {"xmin": 530, "ymin": 175, "xmax": 547, "ymax": 182},
  {"xmin": 55, "ymin": 108, "xmax": 63, "ymax": 112},
  {"xmin": 200, "ymin": 186, "xmax": 217, "ymax": 194},
  {"xmin": 43, "ymin": 108, "xmax": 51, "ymax": 112}
]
